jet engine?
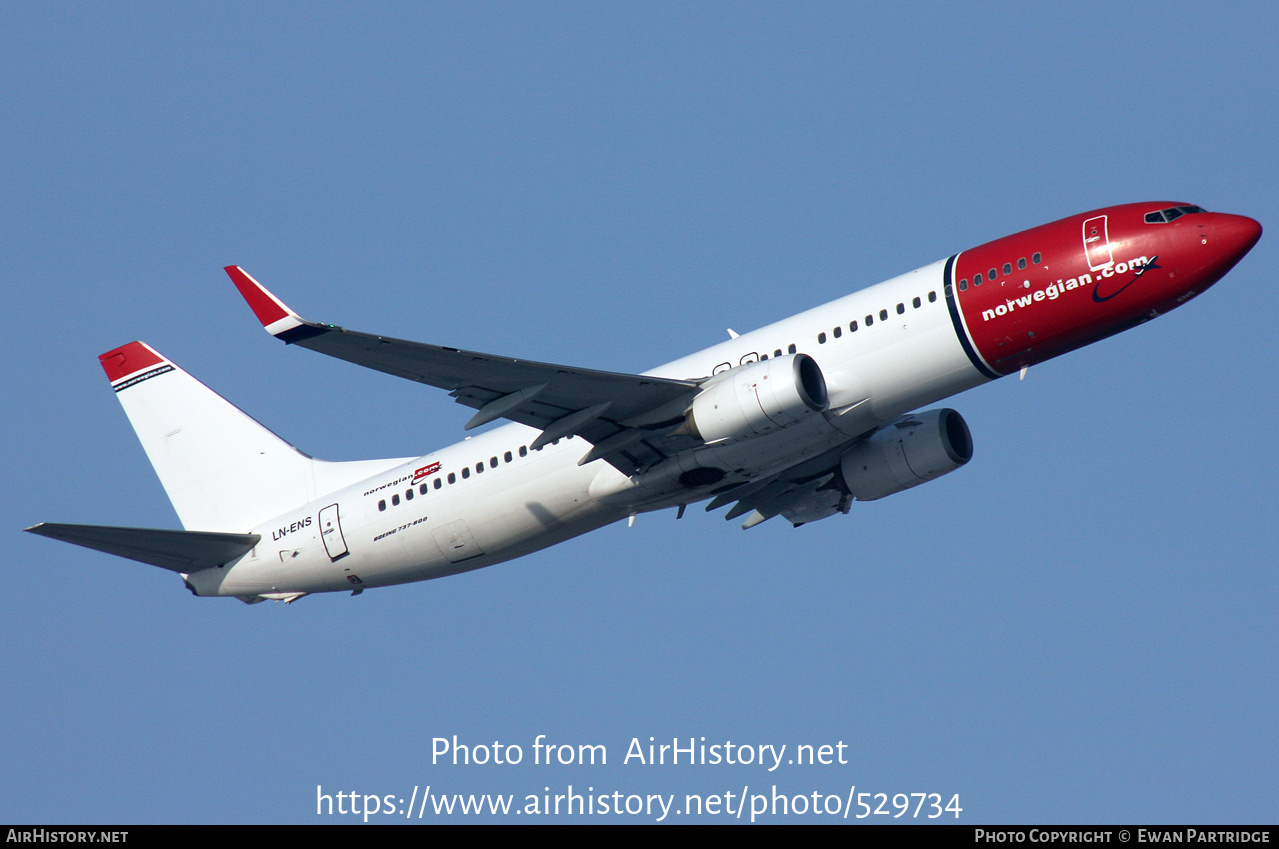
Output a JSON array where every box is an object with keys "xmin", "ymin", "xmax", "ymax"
[
  {"xmin": 839, "ymin": 408, "xmax": 972, "ymax": 501},
  {"xmin": 683, "ymin": 354, "xmax": 829, "ymax": 444}
]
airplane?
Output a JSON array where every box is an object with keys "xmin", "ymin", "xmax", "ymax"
[{"xmin": 27, "ymin": 202, "xmax": 1261, "ymax": 603}]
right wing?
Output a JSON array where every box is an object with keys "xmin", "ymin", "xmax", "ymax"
[{"xmin": 226, "ymin": 267, "xmax": 704, "ymax": 474}]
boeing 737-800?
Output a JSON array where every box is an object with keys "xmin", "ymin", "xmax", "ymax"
[{"xmin": 28, "ymin": 202, "xmax": 1261, "ymax": 603}]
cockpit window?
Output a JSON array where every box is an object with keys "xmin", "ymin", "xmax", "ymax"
[{"xmin": 1145, "ymin": 205, "xmax": 1205, "ymax": 224}]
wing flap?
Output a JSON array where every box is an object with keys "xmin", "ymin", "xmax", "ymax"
[{"xmin": 706, "ymin": 464, "xmax": 847, "ymax": 529}]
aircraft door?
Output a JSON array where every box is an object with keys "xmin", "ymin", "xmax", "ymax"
[
  {"xmin": 318, "ymin": 503, "xmax": 349, "ymax": 562},
  {"xmin": 1082, "ymin": 215, "xmax": 1114, "ymax": 270}
]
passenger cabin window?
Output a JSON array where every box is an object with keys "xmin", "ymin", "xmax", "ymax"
[
  {"xmin": 879, "ymin": 309, "xmax": 888, "ymax": 321},
  {"xmin": 896, "ymin": 303, "xmax": 905, "ymax": 314},
  {"xmin": 958, "ymin": 279, "xmax": 968, "ymax": 291},
  {"xmin": 818, "ymin": 332, "xmax": 827, "ymax": 344},
  {"xmin": 1032, "ymin": 252, "xmax": 1042, "ymax": 264},
  {"xmin": 929, "ymin": 291, "xmax": 937, "ymax": 302},
  {"xmin": 391, "ymin": 494, "xmax": 400, "ymax": 506},
  {"xmin": 448, "ymin": 472, "xmax": 457, "ymax": 484},
  {"xmin": 434, "ymin": 478, "xmax": 442, "ymax": 490},
  {"xmin": 865, "ymin": 314, "xmax": 874, "ymax": 326},
  {"xmin": 849, "ymin": 320, "xmax": 858, "ymax": 331},
  {"xmin": 1003, "ymin": 262, "xmax": 1012, "ymax": 276},
  {"xmin": 1018, "ymin": 258, "xmax": 1027, "ymax": 270},
  {"xmin": 912, "ymin": 296, "xmax": 921, "ymax": 308},
  {"xmin": 788, "ymin": 343, "xmax": 797, "ymax": 354},
  {"xmin": 833, "ymin": 326, "xmax": 841, "ymax": 338},
  {"xmin": 378, "ymin": 499, "xmax": 386, "ymax": 512}
]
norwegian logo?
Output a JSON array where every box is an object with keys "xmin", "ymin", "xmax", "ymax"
[
  {"xmin": 412, "ymin": 461, "xmax": 442, "ymax": 483},
  {"xmin": 979, "ymin": 255, "xmax": 1153, "ymax": 322},
  {"xmin": 1092, "ymin": 256, "xmax": 1160, "ymax": 303}
]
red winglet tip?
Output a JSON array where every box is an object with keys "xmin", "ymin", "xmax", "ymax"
[
  {"xmin": 99, "ymin": 341, "xmax": 164, "ymax": 383},
  {"xmin": 224, "ymin": 266, "xmax": 292, "ymax": 327}
]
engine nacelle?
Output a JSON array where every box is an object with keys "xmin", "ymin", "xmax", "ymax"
[
  {"xmin": 684, "ymin": 354, "xmax": 829, "ymax": 444},
  {"xmin": 839, "ymin": 408, "xmax": 973, "ymax": 501}
]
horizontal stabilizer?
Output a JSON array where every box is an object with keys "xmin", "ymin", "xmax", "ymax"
[{"xmin": 26, "ymin": 523, "xmax": 260, "ymax": 573}]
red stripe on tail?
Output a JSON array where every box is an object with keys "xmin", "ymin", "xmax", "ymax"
[{"xmin": 99, "ymin": 342, "xmax": 164, "ymax": 383}]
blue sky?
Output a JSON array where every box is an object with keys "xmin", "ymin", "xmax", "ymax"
[{"xmin": 4, "ymin": 2, "xmax": 1276, "ymax": 823}]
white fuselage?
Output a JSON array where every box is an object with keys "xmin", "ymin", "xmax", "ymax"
[{"xmin": 188, "ymin": 257, "xmax": 985, "ymax": 598}]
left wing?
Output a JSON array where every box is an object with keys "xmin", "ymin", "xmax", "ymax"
[{"xmin": 225, "ymin": 267, "xmax": 702, "ymax": 474}]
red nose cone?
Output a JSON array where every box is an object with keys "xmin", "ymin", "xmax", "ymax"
[{"xmin": 1217, "ymin": 214, "xmax": 1262, "ymax": 263}]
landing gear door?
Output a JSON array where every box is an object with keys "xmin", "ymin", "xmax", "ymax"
[
  {"xmin": 319, "ymin": 503, "xmax": 349, "ymax": 562},
  {"xmin": 1083, "ymin": 215, "xmax": 1114, "ymax": 271}
]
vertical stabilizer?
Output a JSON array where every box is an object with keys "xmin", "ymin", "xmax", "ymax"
[{"xmin": 99, "ymin": 342, "xmax": 407, "ymax": 531}]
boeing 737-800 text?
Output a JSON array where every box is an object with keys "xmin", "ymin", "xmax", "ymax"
[{"xmin": 28, "ymin": 202, "xmax": 1261, "ymax": 603}]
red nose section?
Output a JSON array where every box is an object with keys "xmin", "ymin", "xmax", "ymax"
[{"xmin": 1216, "ymin": 214, "xmax": 1262, "ymax": 262}]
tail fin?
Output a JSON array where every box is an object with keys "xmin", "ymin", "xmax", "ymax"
[{"xmin": 99, "ymin": 342, "xmax": 408, "ymax": 531}]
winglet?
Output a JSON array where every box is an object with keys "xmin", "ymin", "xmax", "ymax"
[{"xmin": 224, "ymin": 266, "xmax": 307, "ymax": 338}]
